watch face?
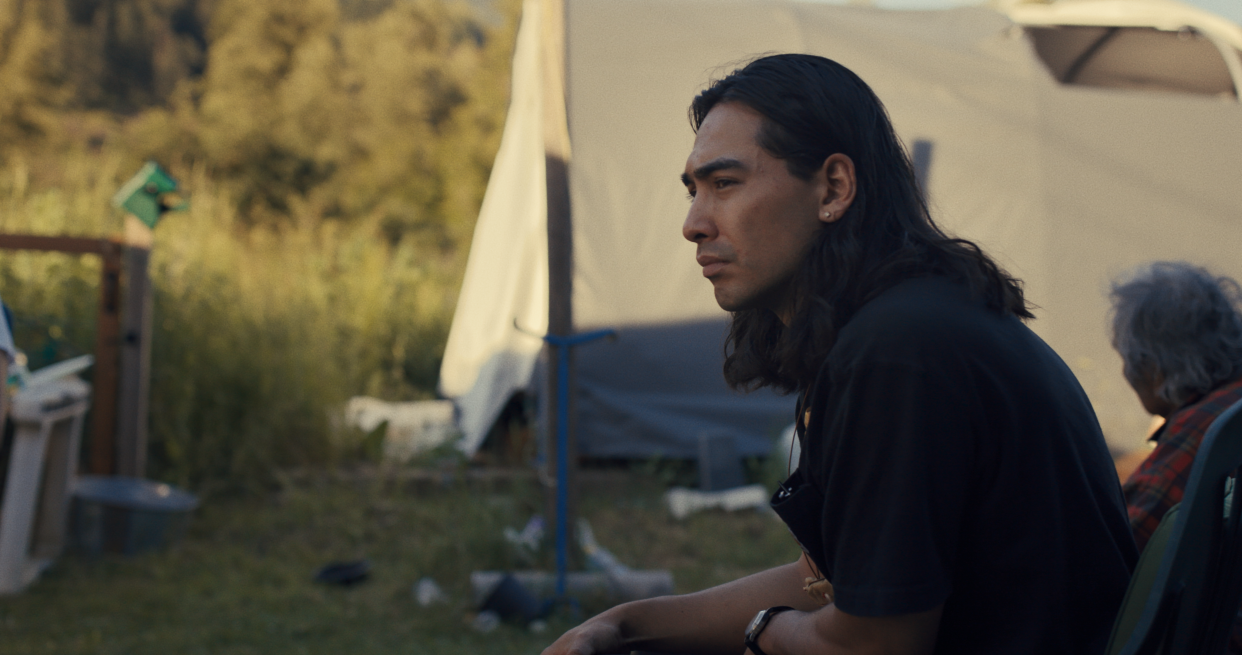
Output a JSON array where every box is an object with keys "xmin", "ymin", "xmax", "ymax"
[{"xmin": 746, "ymin": 609, "xmax": 767, "ymax": 636}]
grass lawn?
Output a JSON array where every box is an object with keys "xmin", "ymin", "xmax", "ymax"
[{"xmin": 0, "ymin": 468, "xmax": 799, "ymax": 654}]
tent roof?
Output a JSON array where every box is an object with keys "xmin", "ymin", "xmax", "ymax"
[
  {"xmin": 1008, "ymin": 0, "xmax": 1242, "ymax": 98},
  {"xmin": 1008, "ymin": 0, "xmax": 1242, "ymax": 47}
]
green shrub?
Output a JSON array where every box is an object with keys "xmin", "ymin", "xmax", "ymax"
[
  {"xmin": 145, "ymin": 167, "xmax": 458, "ymax": 489},
  {"xmin": 0, "ymin": 157, "xmax": 462, "ymax": 490}
]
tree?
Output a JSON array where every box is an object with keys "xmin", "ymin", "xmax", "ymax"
[{"xmin": 0, "ymin": 0, "xmax": 67, "ymax": 148}]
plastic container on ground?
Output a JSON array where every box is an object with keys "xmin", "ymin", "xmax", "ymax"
[{"xmin": 70, "ymin": 476, "xmax": 199, "ymax": 556}]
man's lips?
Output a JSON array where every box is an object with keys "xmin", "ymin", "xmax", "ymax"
[{"xmin": 697, "ymin": 254, "xmax": 729, "ymax": 278}]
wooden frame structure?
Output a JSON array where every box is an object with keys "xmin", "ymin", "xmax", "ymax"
[{"xmin": 0, "ymin": 233, "xmax": 150, "ymax": 476}]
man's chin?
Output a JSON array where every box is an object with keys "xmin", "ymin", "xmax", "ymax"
[
  {"xmin": 713, "ymin": 287, "xmax": 754, "ymax": 313},
  {"xmin": 713, "ymin": 284, "xmax": 785, "ymax": 315}
]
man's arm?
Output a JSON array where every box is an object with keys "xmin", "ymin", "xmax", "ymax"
[
  {"xmin": 541, "ymin": 552, "xmax": 943, "ymax": 655},
  {"xmin": 751, "ymin": 601, "xmax": 943, "ymax": 655},
  {"xmin": 541, "ymin": 553, "xmax": 821, "ymax": 655}
]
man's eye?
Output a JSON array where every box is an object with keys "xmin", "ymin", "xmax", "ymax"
[
  {"xmin": 686, "ymin": 189, "xmax": 696, "ymax": 200},
  {"xmin": 714, "ymin": 179, "xmax": 735, "ymax": 189}
]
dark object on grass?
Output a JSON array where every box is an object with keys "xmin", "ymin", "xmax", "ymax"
[
  {"xmin": 480, "ymin": 573, "xmax": 546, "ymax": 624},
  {"xmin": 314, "ymin": 560, "xmax": 371, "ymax": 586},
  {"xmin": 71, "ymin": 475, "xmax": 199, "ymax": 556}
]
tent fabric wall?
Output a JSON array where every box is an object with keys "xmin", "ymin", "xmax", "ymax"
[
  {"xmin": 564, "ymin": 0, "xmax": 1242, "ymax": 455},
  {"xmin": 439, "ymin": 0, "xmax": 549, "ymax": 454},
  {"xmin": 442, "ymin": 0, "xmax": 1242, "ymax": 458}
]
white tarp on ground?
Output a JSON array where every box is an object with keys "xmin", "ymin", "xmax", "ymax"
[{"xmin": 441, "ymin": 0, "xmax": 1242, "ymax": 457}]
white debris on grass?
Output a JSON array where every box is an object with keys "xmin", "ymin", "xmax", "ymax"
[
  {"xmin": 578, "ymin": 520, "xmax": 675, "ymax": 600},
  {"xmin": 503, "ymin": 515, "xmax": 545, "ymax": 554},
  {"xmin": 413, "ymin": 577, "xmax": 448, "ymax": 606},
  {"xmin": 577, "ymin": 518, "xmax": 630, "ymax": 576},
  {"xmin": 664, "ymin": 484, "xmax": 772, "ymax": 520},
  {"xmin": 471, "ymin": 610, "xmax": 500, "ymax": 633},
  {"xmin": 345, "ymin": 397, "xmax": 458, "ymax": 462}
]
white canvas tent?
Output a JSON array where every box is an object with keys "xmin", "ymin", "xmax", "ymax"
[{"xmin": 440, "ymin": 0, "xmax": 1242, "ymax": 459}]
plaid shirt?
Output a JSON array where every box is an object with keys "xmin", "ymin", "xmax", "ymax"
[{"xmin": 1122, "ymin": 377, "xmax": 1242, "ymax": 552}]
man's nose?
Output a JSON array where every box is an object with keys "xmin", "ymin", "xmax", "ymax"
[{"xmin": 682, "ymin": 200, "xmax": 716, "ymax": 243}]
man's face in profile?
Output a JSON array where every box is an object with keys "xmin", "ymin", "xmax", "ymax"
[{"xmin": 681, "ymin": 102, "xmax": 825, "ymax": 318}]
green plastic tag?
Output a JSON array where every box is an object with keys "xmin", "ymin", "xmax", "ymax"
[{"xmin": 111, "ymin": 162, "xmax": 180, "ymax": 228}]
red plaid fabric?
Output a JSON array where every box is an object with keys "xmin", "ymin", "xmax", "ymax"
[
  {"xmin": 1123, "ymin": 377, "xmax": 1242, "ymax": 551},
  {"xmin": 1122, "ymin": 377, "xmax": 1242, "ymax": 654}
]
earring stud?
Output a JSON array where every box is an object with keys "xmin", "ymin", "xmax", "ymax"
[{"xmin": 823, "ymin": 210, "xmax": 833, "ymax": 220}]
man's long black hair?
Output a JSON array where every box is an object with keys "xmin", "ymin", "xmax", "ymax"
[{"xmin": 690, "ymin": 54, "xmax": 1032, "ymax": 394}]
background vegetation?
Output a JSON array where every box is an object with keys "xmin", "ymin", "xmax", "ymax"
[{"xmin": 0, "ymin": 0, "xmax": 519, "ymax": 490}]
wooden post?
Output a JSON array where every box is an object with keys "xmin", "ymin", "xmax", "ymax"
[
  {"xmin": 115, "ymin": 217, "xmax": 153, "ymax": 478},
  {"xmin": 90, "ymin": 243, "xmax": 123, "ymax": 475},
  {"xmin": 541, "ymin": 0, "xmax": 579, "ymax": 568},
  {"xmin": 116, "ymin": 245, "xmax": 152, "ymax": 478}
]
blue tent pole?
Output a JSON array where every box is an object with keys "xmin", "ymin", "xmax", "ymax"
[{"xmin": 543, "ymin": 328, "xmax": 615, "ymax": 600}]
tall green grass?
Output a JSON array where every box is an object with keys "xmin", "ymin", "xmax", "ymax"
[{"xmin": 0, "ymin": 153, "xmax": 459, "ymax": 491}]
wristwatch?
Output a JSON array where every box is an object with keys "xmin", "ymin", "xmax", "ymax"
[{"xmin": 744, "ymin": 605, "xmax": 794, "ymax": 655}]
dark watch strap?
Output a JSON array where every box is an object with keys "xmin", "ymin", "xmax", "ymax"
[{"xmin": 744, "ymin": 605, "xmax": 795, "ymax": 655}]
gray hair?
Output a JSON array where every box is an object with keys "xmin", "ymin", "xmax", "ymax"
[{"xmin": 1110, "ymin": 261, "xmax": 1242, "ymax": 409}]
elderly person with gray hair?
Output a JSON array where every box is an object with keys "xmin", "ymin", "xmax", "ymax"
[{"xmin": 1112, "ymin": 261, "xmax": 1242, "ymax": 553}]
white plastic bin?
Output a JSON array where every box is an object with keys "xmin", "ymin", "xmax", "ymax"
[{"xmin": 0, "ymin": 377, "xmax": 90, "ymax": 594}]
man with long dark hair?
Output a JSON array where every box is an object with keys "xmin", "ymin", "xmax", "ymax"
[{"xmin": 543, "ymin": 54, "xmax": 1135, "ymax": 655}]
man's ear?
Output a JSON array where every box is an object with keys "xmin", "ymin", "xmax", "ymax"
[{"xmin": 817, "ymin": 153, "xmax": 856, "ymax": 224}]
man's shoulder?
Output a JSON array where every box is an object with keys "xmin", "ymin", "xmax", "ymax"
[{"xmin": 835, "ymin": 276, "xmax": 1005, "ymax": 356}]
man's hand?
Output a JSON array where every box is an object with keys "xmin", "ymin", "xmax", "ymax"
[
  {"xmin": 539, "ymin": 556, "xmax": 821, "ymax": 655},
  {"xmin": 541, "ymin": 616, "xmax": 626, "ymax": 655}
]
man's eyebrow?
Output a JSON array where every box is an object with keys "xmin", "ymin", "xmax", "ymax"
[{"xmin": 680, "ymin": 157, "xmax": 747, "ymax": 187}]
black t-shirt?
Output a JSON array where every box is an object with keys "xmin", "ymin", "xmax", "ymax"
[{"xmin": 771, "ymin": 276, "xmax": 1138, "ymax": 654}]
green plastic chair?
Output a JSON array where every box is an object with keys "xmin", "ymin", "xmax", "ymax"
[
  {"xmin": 1108, "ymin": 398, "xmax": 1242, "ymax": 655},
  {"xmin": 1107, "ymin": 503, "xmax": 1181, "ymax": 655}
]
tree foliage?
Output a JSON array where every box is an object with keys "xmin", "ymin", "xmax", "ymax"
[
  {"xmin": 0, "ymin": 0, "xmax": 69, "ymax": 144},
  {"xmin": 0, "ymin": 0, "xmax": 519, "ymax": 488},
  {"xmin": 1, "ymin": 0, "xmax": 516, "ymax": 245}
]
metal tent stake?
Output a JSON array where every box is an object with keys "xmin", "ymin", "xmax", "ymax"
[{"xmin": 542, "ymin": 328, "xmax": 615, "ymax": 600}]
